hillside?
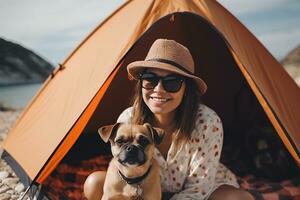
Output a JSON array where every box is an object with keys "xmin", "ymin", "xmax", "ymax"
[
  {"xmin": 281, "ymin": 45, "xmax": 300, "ymax": 86},
  {"xmin": 0, "ymin": 38, "xmax": 53, "ymax": 85}
]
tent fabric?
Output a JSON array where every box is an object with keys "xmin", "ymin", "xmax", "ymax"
[
  {"xmin": 2, "ymin": 0, "xmax": 153, "ymax": 181},
  {"xmin": 2, "ymin": 0, "xmax": 300, "ymax": 185}
]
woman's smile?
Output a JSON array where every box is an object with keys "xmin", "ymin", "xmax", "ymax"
[{"xmin": 150, "ymin": 96, "xmax": 171, "ymax": 103}]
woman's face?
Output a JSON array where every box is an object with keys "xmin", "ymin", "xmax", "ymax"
[{"xmin": 141, "ymin": 68, "xmax": 186, "ymax": 117}]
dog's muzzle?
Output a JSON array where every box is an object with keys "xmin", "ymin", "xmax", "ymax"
[{"xmin": 118, "ymin": 145, "xmax": 147, "ymax": 165}]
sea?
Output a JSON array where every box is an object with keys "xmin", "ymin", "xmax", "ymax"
[{"xmin": 0, "ymin": 83, "xmax": 42, "ymax": 110}]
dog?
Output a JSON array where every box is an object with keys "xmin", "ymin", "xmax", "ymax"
[{"xmin": 98, "ymin": 122, "xmax": 164, "ymax": 200}]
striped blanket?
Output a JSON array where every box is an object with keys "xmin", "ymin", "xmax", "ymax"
[{"xmin": 43, "ymin": 156, "xmax": 300, "ymax": 200}]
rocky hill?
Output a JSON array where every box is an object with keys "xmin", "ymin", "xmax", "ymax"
[
  {"xmin": 282, "ymin": 45, "xmax": 300, "ymax": 66},
  {"xmin": 281, "ymin": 45, "xmax": 300, "ymax": 86},
  {"xmin": 0, "ymin": 38, "xmax": 53, "ymax": 85}
]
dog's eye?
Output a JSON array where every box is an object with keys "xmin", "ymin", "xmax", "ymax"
[
  {"xmin": 115, "ymin": 139, "xmax": 126, "ymax": 145},
  {"xmin": 138, "ymin": 136, "xmax": 150, "ymax": 147}
]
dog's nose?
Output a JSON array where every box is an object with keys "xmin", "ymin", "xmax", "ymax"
[
  {"xmin": 126, "ymin": 145, "xmax": 133, "ymax": 152},
  {"xmin": 119, "ymin": 145, "xmax": 146, "ymax": 165}
]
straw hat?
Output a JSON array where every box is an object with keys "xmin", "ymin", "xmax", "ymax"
[{"xmin": 127, "ymin": 39, "xmax": 207, "ymax": 95}]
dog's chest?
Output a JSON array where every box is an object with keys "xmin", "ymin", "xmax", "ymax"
[{"xmin": 124, "ymin": 184, "xmax": 143, "ymax": 200}]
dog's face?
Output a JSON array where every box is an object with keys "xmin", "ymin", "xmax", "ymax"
[{"xmin": 98, "ymin": 123, "xmax": 164, "ymax": 173}]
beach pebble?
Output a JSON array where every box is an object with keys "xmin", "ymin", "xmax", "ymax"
[
  {"xmin": 15, "ymin": 183, "xmax": 25, "ymax": 193},
  {"xmin": 0, "ymin": 193, "xmax": 10, "ymax": 200},
  {"xmin": 0, "ymin": 185, "xmax": 10, "ymax": 194},
  {"xmin": 6, "ymin": 189, "xmax": 14, "ymax": 195},
  {"xmin": 2, "ymin": 177, "xmax": 19, "ymax": 185},
  {"xmin": 0, "ymin": 134, "xmax": 4, "ymax": 141},
  {"xmin": 0, "ymin": 171, "xmax": 9, "ymax": 181},
  {"xmin": 10, "ymin": 194, "xmax": 19, "ymax": 200}
]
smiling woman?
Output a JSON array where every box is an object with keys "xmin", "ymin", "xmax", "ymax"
[{"xmin": 84, "ymin": 39, "xmax": 255, "ymax": 200}]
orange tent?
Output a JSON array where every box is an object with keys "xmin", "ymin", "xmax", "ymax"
[{"xmin": 2, "ymin": 0, "xmax": 299, "ymax": 198}]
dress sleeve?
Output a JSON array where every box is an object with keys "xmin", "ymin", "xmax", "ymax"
[
  {"xmin": 116, "ymin": 107, "xmax": 133, "ymax": 123},
  {"xmin": 170, "ymin": 112, "xmax": 224, "ymax": 200}
]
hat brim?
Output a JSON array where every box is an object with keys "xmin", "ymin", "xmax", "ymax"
[{"xmin": 127, "ymin": 60, "xmax": 207, "ymax": 95}]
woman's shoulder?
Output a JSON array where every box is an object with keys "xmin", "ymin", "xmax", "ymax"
[
  {"xmin": 196, "ymin": 103, "xmax": 220, "ymax": 122},
  {"xmin": 117, "ymin": 106, "xmax": 133, "ymax": 123}
]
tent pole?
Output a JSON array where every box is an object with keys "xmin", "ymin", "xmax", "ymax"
[
  {"xmin": 18, "ymin": 185, "xmax": 30, "ymax": 200},
  {"xmin": 18, "ymin": 181, "xmax": 39, "ymax": 200}
]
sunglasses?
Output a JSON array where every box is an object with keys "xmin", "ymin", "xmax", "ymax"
[{"xmin": 139, "ymin": 72, "xmax": 185, "ymax": 93}]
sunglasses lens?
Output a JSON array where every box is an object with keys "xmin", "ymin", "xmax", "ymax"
[
  {"xmin": 140, "ymin": 73, "xmax": 158, "ymax": 90},
  {"xmin": 140, "ymin": 73, "xmax": 184, "ymax": 93},
  {"xmin": 162, "ymin": 76, "xmax": 183, "ymax": 93}
]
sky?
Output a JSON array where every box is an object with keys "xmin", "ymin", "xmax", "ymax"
[{"xmin": 0, "ymin": 0, "xmax": 300, "ymax": 66}]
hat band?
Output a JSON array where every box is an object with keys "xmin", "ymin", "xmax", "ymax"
[{"xmin": 146, "ymin": 58, "xmax": 193, "ymax": 75}]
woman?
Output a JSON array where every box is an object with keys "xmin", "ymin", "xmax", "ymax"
[{"xmin": 84, "ymin": 39, "xmax": 254, "ymax": 200}]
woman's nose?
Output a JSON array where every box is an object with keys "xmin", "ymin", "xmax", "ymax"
[{"xmin": 153, "ymin": 80, "xmax": 166, "ymax": 92}]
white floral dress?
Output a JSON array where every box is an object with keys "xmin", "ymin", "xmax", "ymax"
[{"xmin": 117, "ymin": 104, "xmax": 239, "ymax": 200}]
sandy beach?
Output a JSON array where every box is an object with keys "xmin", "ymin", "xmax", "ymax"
[{"xmin": 0, "ymin": 110, "xmax": 29, "ymax": 199}]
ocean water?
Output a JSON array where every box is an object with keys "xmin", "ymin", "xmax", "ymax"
[{"xmin": 0, "ymin": 83, "xmax": 42, "ymax": 109}]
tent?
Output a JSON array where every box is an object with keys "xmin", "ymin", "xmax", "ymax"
[{"xmin": 2, "ymin": 0, "xmax": 300, "ymax": 199}]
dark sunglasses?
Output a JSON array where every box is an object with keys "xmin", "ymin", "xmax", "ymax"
[{"xmin": 139, "ymin": 72, "xmax": 185, "ymax": 93}]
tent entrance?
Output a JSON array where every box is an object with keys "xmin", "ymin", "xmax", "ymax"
[{"xmin": 42, "ymin": 12, "xmax": 299, "ymax": 199}]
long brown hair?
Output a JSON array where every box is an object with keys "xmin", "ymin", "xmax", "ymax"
[{"xmin": 131, "ymin": 77, "xmax": 201, "ymax": 148}]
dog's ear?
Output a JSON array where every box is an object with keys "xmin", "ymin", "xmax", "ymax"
[
  {"xmin": 98, "ymin": 123, "xmax": 121, "ymax": 143},
  {"xmin": 143, "ymin": 123, "xmax": 165, "ymax": 145}
]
